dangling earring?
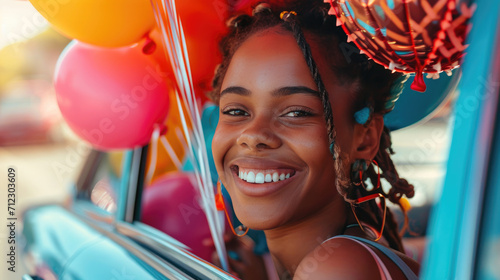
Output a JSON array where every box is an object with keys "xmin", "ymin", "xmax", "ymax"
[
  {"xmin": 350, "ymin": 160, "xmax": 387, "ymax": 241},
  {"xmin": 215, "ymin": 181, "xmax": 249, "ymax": 237}
]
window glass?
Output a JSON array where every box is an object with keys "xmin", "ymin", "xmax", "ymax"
[{"xmin": 86, "ymin": 151, "xmax": 124, "ymax": 214}]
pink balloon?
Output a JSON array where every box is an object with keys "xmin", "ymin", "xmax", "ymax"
[
  {"xmin": 141, "ymin": 172, "xmax": 218, "ymax": 262},
  {"xmin": 54, "ymin": 40, "xmax": 171, "ymax": 150}
]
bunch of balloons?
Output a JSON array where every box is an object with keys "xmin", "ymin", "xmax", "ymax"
[{"xmin": 30, "ymin": 0, "xmax": 228, "ymax": 150}]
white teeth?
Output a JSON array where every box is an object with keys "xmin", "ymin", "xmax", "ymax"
[
  {"xmin": 246, "ymin": 172, "xmax": 255, "ymax": 183},
  {"xmin": 255, "ymin": 173, "xmax": 265, "ymax": 183},
  {"xmin": 265, "ymin": 174, "xmax": 272, "ymax": 182},
  {"xmin": 238, "ymin": 169, "xmax": 293, "ymax": 184},
  {"xmin": 272, "ymin": 172, "xmax": 279, "ymax": 182}
]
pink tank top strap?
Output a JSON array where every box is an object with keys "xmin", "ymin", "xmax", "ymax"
[{"xmin": 322, "ymin": 236, "xmax": 392, "ymax": 280}]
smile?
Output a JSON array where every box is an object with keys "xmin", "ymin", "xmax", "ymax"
[{"xmin": 236, "ymin": 167, "xmax": 295, "ymax": 184}]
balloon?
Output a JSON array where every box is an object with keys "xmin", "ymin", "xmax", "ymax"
[
  {"xmin": 54, "ymin": 40, "xmax": 171, "ymax": 150},
  {"xmin": 325, "ymin": 0, "xmax": 475, "ymax": 91},
  {"xmin": 29, "ymin": 0, "xmax": 155, "ymax": 47},
  {"xmin": 176, "ymin": 1, "xmax": 227, "ymax": 95},
  {"xmin": 232, "ymin": 0, "xmax": 286, "ymax": 13},
  {"xmin": 141, "ymin": 172, "xmax": 218, "ymax": 262},
  {"xmin": 385, "ymin": 70, "xmax": 460, "ymax": 130},
  {"xmin": 150, "ymin": 1, "xmax": 228, "ymax": 103}
]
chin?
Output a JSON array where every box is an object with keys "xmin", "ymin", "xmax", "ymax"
[{"xmin": 231, "ymin": 197, "xmax": 294, "ymax": 231}]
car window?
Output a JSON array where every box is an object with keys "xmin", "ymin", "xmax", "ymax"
[{"xmin": 78, "ymin": 151, "xmax": 125, "ymax": 214}]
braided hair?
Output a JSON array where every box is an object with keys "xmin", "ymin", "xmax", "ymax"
[{"xmin": 209, "ymin": 0, "xmax": 415, "ymax": 253}]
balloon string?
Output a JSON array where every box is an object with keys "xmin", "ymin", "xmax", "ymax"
[
  {"xmin": 159, "ymin": 135, "xmax": 183, "ymax": 170},
  {"xmin": 145, "ymin": 125, "xmax": 161, "ymax": 185},
  {"xmin": 151, "ymin": 0, "xmax": 229, "ymax": 272}
]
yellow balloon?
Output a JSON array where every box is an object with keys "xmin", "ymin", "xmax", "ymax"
[{"xmin": 29, "ymin": 0, "xmax": 155, "ymax": 47}]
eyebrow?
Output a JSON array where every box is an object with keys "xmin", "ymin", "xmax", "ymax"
[
  {"xmin": 220, "ymin": 86, "xmax": 250, "ymax": 97},
  {"xmin": 272, "ymin": 86, "xmax": 320, "ymax": 97},
  {"xmin": 220, "ymin": 86, "xmax": 320, "ymax": 97}
]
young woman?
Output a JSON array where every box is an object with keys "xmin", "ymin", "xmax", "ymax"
[{"xmin": 210, "ymin": 1, "xmax": 420, "ymax": 278}]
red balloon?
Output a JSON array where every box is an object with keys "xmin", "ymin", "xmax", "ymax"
[
  {"xmin": 55, "ymin": 41, "xmax": 171, "ymax": 150},
  {"xmin": 232, "ymin": 0, "xmax": 286, "ymax": 13},
  {"xmin": 176, "ymin": 1, "xmax": 229, "ymax": 99},
  {"xmin": 325, "ymin": 0, "xmax": 475, "ymax": 91},
  {"xmin": 141, "ymin": 172, "xmax": 219, "ymax": 262}
]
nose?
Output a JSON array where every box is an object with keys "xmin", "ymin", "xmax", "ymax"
[{"xmin": 236, "ymin": 116, "xmax": 282, "ymax": 151}]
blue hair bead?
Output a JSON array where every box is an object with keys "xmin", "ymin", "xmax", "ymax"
[
  {"xmin": 329, "ymin": 141, "xmax": 337, "ymax": 160},
  {"xmin": 354, "ymin": 107, "xmax": 371, "ymax": 125}
]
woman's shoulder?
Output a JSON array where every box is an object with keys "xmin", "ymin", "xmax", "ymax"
[
  {"xmin": 293, "ymin": 236, "xmax": 419, "ymax": 280},
  {"xmin": 293, "ymin": 236, "xmax": 383, "ymax": 280}
]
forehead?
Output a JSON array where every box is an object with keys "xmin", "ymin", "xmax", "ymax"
[
  {"xmin": 222, "ymin": 27, "xmax": 317, "ymax": 91},
  {"xmin": 221, "ymin": 27, "xmax": 356, "ymax": 106}
]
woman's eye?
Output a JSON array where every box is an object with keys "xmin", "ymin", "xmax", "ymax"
[
  {"xmin": 222, "ymin": 108, "xmax": 249, "ymax": 116},
  {"xmin": 283, "ymin": 110, "xmax": 313, "ymax": 117}
]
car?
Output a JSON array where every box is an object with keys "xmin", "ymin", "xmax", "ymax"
[
  {"xmin": 22, "ymin": 147, "xmax": 239, "ymax": 280},
  {"xmin": 421, "ymin": 0, "xmax": 500, "ymax": 279}
]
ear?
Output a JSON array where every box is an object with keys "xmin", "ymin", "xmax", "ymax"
[{"xmin": 352, "ymin": 114, "xmax": 384, "ymax": 160}]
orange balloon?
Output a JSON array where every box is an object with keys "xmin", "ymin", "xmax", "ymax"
[
  {"xmin": 29, "ymin": 0, "xmax": 155, "ymax": 47},
  {"xmin": 145, "ymin": 93, "xmax": 192, "ymax": 183}
]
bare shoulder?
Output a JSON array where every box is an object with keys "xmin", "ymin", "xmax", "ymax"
[{"xmin": 293, "ymin": 237, "xmax": 382, "ymax": 280}]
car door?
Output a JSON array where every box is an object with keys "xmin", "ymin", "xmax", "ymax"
[
  {"xmin": 23, "ymin": 147, "xmax": 238, "ymax": 279},
  {"xmin": 421, "ymin": 0, "xmax": 500, "ymax": 278}
]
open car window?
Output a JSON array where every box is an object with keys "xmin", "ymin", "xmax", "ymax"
[{"xmin": 76, "ymin": 150, "xmax": 125, "ymax": 215}]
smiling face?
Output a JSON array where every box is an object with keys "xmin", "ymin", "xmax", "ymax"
[{"xmin": 212, "ymin": 27, "xmax": 359, "ymax": 230}]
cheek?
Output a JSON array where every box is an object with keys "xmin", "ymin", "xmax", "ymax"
[
  {"xmin": 331, "ymin": 101, "xmax": 356, "ymax": 155},
  {"xmin": 283, "ymin": 125, "xmax": 333, "ymax": 173},
  {"xmin": 212, "ymin": 124, "xmax": 235, "ymax": 177}
]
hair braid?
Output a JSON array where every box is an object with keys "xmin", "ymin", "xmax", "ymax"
[{"xmin": 281, "ymin": 13, "xmax": 337, "ymax": 160}]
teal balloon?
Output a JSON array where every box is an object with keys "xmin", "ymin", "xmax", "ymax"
[{"xmin": 384, "ymin": 71, "xmax": 460, "ymax": 131}]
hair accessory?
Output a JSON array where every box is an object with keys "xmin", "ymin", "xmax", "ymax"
[
  {"xmin": 226, "ymin": 14, "xmax": 252, "ymax": 29},
  {"xmin": 350, "ymin": 160, "xmax": 386, "ymax": 241},
  {"xmin": 216, "ymin": 181, "xmax": 249, "ymax": 237},
  {"xmin": 351, "ymin": 159, "xmax": 368, "ymax": 186},
  {"xmin": 354, "ymin": 107, "xmax": 371, "ymax": 125},
  {"xmin": 399, "ymin": 196, "xmax": 412, "ymax": 213},
  {"xmin": 280, "ymin": 10, "xmax": 297, "ymax": 20},
  {"xmin": 329, "ymin": 141, "xmax": 338, "ymax": 160},
  {"xmin": 252, "ymin": 3, "xmax": 272, "ymax": 16}
]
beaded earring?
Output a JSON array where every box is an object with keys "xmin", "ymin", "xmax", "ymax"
[
  {"xmin": 215, "ymin": 181, "xmax": 249, "ymax": 237},
  {"xmin": 350, "ymin": 160, "xmax": 387, "ymax": 241}
]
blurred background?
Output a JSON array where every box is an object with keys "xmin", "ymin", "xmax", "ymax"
[
  {"xmin": 0, "ymin": 0, "xmax": 88, "ymax": 209},
  {"xmin": 0, "ymin": 1, "xmax": 89, "ymax": 277},
  {"xmin": 0, "ymin": 0, "xmax": 454, "ymax": 277}
]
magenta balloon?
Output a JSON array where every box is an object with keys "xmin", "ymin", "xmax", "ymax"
[
  {"xmin": 54, "ymin": 40, "xmax": 170, "ymax": 150},
  {"xmin": 141, "ymin": 172, "xmax": 216, "ymax": 262}
]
